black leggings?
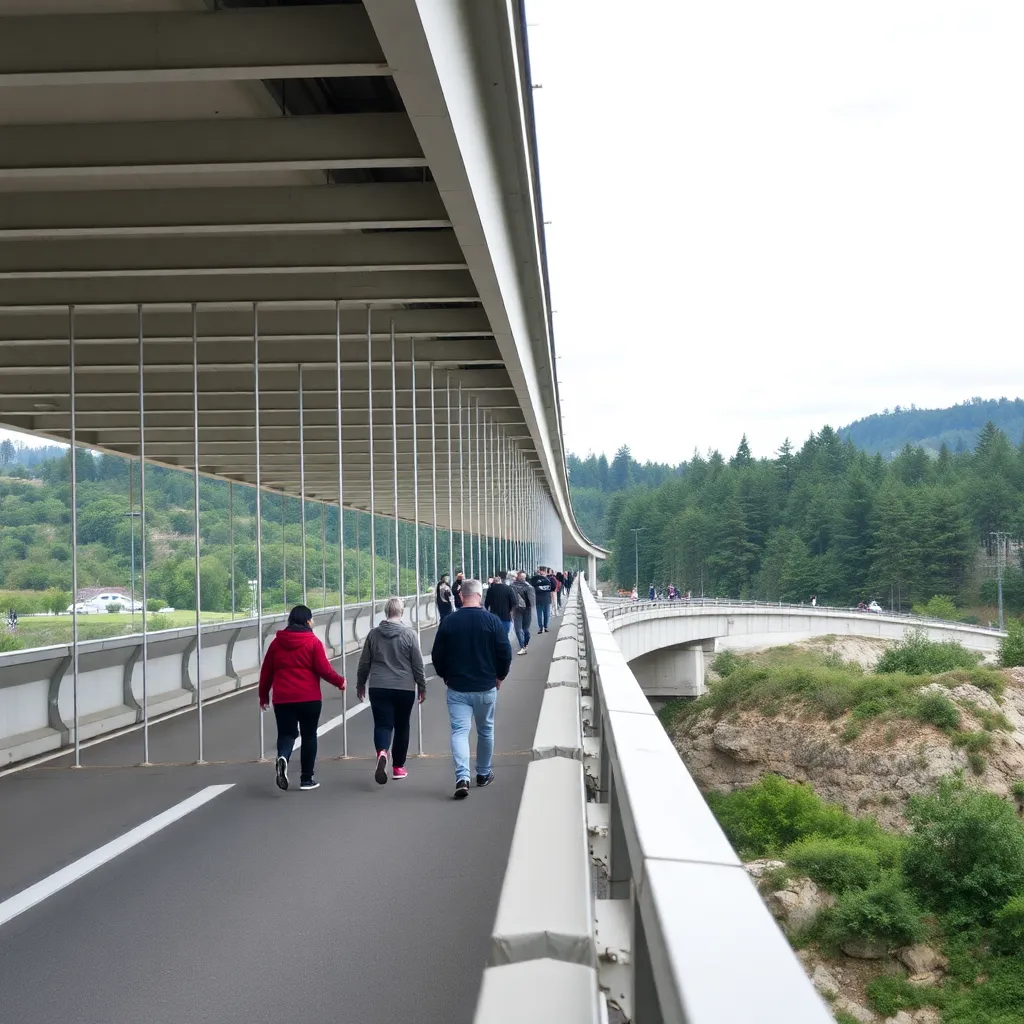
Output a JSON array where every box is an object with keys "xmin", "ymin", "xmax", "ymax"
[
  {"xmin": 274, "ymin": 700, "xmax": 322, "ymax": 782},
  {"xmin": 369, "ymin": 688, "xmax": 417, "ymax": 767}
]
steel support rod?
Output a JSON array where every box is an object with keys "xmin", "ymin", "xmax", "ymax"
[
  {"xmin": 254, "ymin": 303, "xmax": 265, "ymax": 760},
  {"xmin": 298, "ymin": 363, "xmax": 307, "ymax": 604},
  {"xmin": 367, "ymin": 306, "xmax": 376, "ymax": 623},
  {"xmin": 320, "ymin": 503, "xmax": 327, "ymax": 610},
  {"xmin": 138, "ymin": 304, "xmax": 150, "ymax": 765},
  {"xmin": 282, "ymin": 492, "xmax": 287, "ymax": 610},
  {"xmin": 482, "ymin": 412, "xmax": 490, "ymax": 579},
  {"xmin": 446, "ymin": 372, "xmax": 453, "ymax": 581},
  {"xmin": 69, "ymin": 305, "xmax": 80, "ymax": 768},
  {"xmin": 466, "ymin": 390, "xmax": 474, "ymax": 579},
  {"xmin": 410, "ymin": 339, "xmax": 423, "ymax": 754},
  {"xmin": 191, "ymin": 303, "xmax": 204, "ymax": 764},
  {"xmin": 335, "ymin": 299, "xmax": 348, "ymax": 756},
  {"xmin": 475, "ymin": 400, "xmax": 482, "ymax": 577},
  {"xmin": 457, "ymin": 380, "xmax": 465, "ymax": 575},
  {"xmin": 229, "ymin": 482, "xmax": 235, "ymax": 620},
  {"xmin": 430, "ymin": 364, "xmax": 438, "ymax": 590},
  {"xmin": 390, "ymin": 320, "xmax": 400, "ymax": 595}
]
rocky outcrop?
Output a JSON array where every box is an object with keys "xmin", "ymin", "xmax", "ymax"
[
  {"xmin": 897, "ymin": 944, "xmax": 947, "ymax": 986},
  {"xmin": 834, "ymin": 995, "xmax": 878, "ymax": 1022},
  {"xmin": 764, "ymin": 877, "xmax": 834, "ymax": 932},
  {"xmin": 672, "ymin": 673, "xmax": 1024, "ymax": 827}
]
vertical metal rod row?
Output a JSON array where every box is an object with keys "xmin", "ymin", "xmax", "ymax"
[
  {"xmin": 466, "ymin": 391, "xmax": 473, "ymax": 578},
  {"xmin": 485, "ymin": 412, "xmax": 491, "ymax": 578},
  {"xmin": 390, "ymin": 321, "xmax": 400, "ymax": 594},
  {"xmin": 481, "ymin": 412, "xmax": 488, "ymax": 579},
  {"xmin": 129, "ymin": 460, "xmax": 136, "ymax": 630},
  {"xmin": 282, "ymin": 493, "xmax": 286, "ymax": 610},
  {"xmin": 429, "ymin": 365, "xmax": 438, "ymax": 590},
  {"xmin": 69, "ymin": 306, "xmax": 80, "ymax": 766},
  {"xmin": 254, "ymin": 303, "xmax": 265, "ymax": 760},
  {"xmin": 457, "ymin": 381, "xmax": 465, "ymax": 574},
  {"xmin": 498, "ymin": 427, "xmax": 505, "ymax": 571},
  {"xmin": 367, "ymin": 307, "xmax": 377, "ymax": 623},
  {"xmin": 138, "ymin": 305, "xmax": 150, "ymax": 764},
  {"xmin": 320, "ymin": 503, "xmax": 327, "ymax": 610},
  {"xmin": 476, "ymin": 401, "xmax": 483, "ymax": 577},
  {"xmin": 298, "ymin": 363, "xmax": 307, "ymax": 604},
  {"xmin": 191, "ymin": 303, "xmax": 204, "ymax": 764},
  {"xmin": 335, "ymin": 299, "xmax": 348, "ymax": 756},
  {"xmin": 446, "ymin": 373, "xmax": 453, "ymax": 581},
  {"xmin": 229, "ymin": 482, "xmax": 235, "ymax": 619},
  {"xmin": 410, "ymin": 340, "xmax": 423, "ymax": 753}
]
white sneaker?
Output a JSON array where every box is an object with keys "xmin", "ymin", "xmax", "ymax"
[{"xmin": 517, "ymin": 647, "xmax": 528, "ymax": 656}]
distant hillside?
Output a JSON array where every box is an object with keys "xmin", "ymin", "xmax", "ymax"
[{"xmin": 839, "ymin": 397, "xmax": 1024, "ymax": 456}]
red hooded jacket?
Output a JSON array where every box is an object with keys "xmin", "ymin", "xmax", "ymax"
[{"xmin": 258, "ymin": 627, "xmax": 346, "ymax": 705}]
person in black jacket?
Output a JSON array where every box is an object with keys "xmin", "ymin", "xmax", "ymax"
[
  {"xmin": 529, "ymin": 567, "xmax": 554, "ymax": 632},
  {"xmin": 452, "ymin": 571, "xmax": 465, "ymax": 609},
  {"xmin": 435, "ymin": 573, "xmax": 453, "ymax": 622},
  {"xmin": 484, "ymin": 570, "xmax": 518, "ymax": 642},
  {"xmin": 431, "ymin": 578, "xmax": 512, "ymax": 799}
]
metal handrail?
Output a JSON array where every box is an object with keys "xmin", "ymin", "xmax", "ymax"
[
  {"xmin": 579, "ymin": 582, "xmax": 833, "ymax": 1023},
  {"xmin": 597, "ymin": 595, "xmax": 1006, "ymax": 635}
]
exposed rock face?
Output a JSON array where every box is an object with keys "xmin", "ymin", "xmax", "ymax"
[
  {"xmin": 744, "ymin": 858, "xmax": 785, "ymax": 880},
  {"xmin": 764, "ymin": 877, "xmax": 834, "ymax": 932},
  {"xmin": 810, "ymin": 963, "xmax": 840, "ymax": 998},
  {"xmin": 834, "ymin": 995, "xmax": 878, "ymax": 1022},
  {"xmin": 840, "ymin": 936, "xmax": 889, "ymax": 960},
  {"xmin": 672, "ymin": 673, "xmax": 1024, "ymax": 827},
  {"xmin": 883, "ymin": 1013, "xmax": 913, "ymax": 1024},
  {"xmin": 898, "ymin": 943, "xmax": 947, "ymax": 985}
]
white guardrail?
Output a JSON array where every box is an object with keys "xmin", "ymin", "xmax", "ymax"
[
  {"xmin": 600, "ymin": 595, "xmax": 1005, "ymax": 635},
  {"xmin": 0, "ymin": 593, "xmax": 435, "ymax": 766},
  {"xmin": 475, "ymin": 579, "xmax": 832, "ymax": 1024}
]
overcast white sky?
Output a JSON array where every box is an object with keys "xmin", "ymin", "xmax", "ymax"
[{"xmin": 528, "ymin": 1, "xmax": 1024, "ymax": 464}]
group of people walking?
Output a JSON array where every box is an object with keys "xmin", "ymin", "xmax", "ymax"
[{"xmin": 257, "ymin": 566, "xmax": 576, "ymax": 800}]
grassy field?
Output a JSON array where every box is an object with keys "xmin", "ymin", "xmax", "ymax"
[{"xmin": 6, "ymin": 610, "xmax": 247, "ymax": 650}]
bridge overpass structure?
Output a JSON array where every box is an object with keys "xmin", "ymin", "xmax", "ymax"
[{"xmin": 601, "ymin": 599, "xmax": 1006, "ymax": 698}]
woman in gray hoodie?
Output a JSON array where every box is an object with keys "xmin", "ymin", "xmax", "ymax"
[{"xmin": 356, "ymin": 596, "xmax": 427, "ymax": 784}]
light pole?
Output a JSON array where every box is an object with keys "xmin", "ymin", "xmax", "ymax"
[{"xmin": 630, "ymin": 527, "xmax": 644, "ymax": 593}]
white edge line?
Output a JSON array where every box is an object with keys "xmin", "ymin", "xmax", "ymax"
[{"xmin": 0, "ymin": 783, "xmax": 234, "ymax": 930}]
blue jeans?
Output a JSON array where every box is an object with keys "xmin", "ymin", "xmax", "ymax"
[
  {"xmin": 536, "ymin": 602, "xmax": 551, "ymax": 630},
  {"xmin": 446, "ymin": 687, "xmax": 497, "ymax": 782},
  {"xmin": 514, "ymin": 613, "xmax": 531, "ymax": 649}
]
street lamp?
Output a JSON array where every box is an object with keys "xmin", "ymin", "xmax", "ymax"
[{"xmin": 630, "ymin": 527, "xmax": 645, "ymax": 593}]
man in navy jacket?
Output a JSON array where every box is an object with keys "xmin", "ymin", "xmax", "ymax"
[{"xmin": 431, "ymin": 578, "xmax": 512, "ymax": 799}]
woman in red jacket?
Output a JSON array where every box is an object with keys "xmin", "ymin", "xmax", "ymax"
[{"xmin": 258, "ymin": 604, "xmax": 346, "ymax": 791}]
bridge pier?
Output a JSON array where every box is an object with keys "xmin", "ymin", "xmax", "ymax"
[{"xmin": 628, "ymin": 639, "xmax": 713, "ymax": 698}]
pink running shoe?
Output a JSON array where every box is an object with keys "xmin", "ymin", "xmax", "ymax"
[{"xmin": 392, "ymin": 766, "xmax": 408, "ymax": 780}]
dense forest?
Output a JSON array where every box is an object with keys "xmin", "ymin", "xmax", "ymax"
[
  {"xmin": 839, "ymin": 397, "xmax": 1024, "ymax": 457},
  {"xmin": 572, "ymin": 424, "xmax": 1024, "ymax": 615},
  {"xmin": 0, "ymin": 443, "xmax": 458, "ymax": 615}
]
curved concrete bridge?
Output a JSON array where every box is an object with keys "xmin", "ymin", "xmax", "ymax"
[{"xmin": 600, "ymin": 600, "xmax": 1005, "ymax": 698}]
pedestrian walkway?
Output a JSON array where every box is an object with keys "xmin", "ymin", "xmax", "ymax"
[{"xmin": 0, "ymin": 613, "xmax": 565, "ymax": 1024}]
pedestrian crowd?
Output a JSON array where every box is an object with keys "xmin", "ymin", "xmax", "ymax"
[{"xmin": 257, "ymin": 567, "xmax": 576, "ymax": 800}]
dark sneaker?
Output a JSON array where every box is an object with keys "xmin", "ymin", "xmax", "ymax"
[
  {"xmin": 454, "ymin": 779, "xmax": 470, "ymax": 800},
  {"xmin": 476, "ymin": 772, "xmax": 495, "ymax": 788},
  {"xmin": 275, "ymin": 756, "xmax": 288, "ymax": 791},
  {"xmin": 374, "ymin": 750, "xmax": 388, "ymax": 785},
  {"xmin": 299, "ymin": 779, "xmax": 319, "ymax": 791}
]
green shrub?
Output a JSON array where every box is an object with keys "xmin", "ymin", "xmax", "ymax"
[
  {"xmin": 941, "ymin": 953, "xmax": 1024, "ymax": 1024},
  {"xmin": 952, "ymin": 730, "xmax": 993, "ymax": 753},
  {"xmin": 973, "ymin": 707, "xmax": 1014, "ymax": 732},
  {"xmin": 828, "ymin": 872, "xmax": 925, "ymax": 948},
  {"xmin": 146, "ymin": 598, "xmax": 163, "ymax": 613},
  {"xmin": 147, "ymin": 614, "xmax": 171, "ymax": 631},
  {"xmin": 833, "ymin": 1013, "xmax": 860, "ymax": 1024},
  {"xmin": 711, "ymin": 648, "xmax": 740, "ymax": 677},
  {"xmin": 904, "ymin": 777, "xmax": 1024, "ymax": 925},
  {"xmin": 1010, "ymin": 780, "xmax": 1024, "ymax": 801},
  {"xmin": 840, "ymin": 721, "xmax": 861, "ymax": 743},
  {"xmin": 865, "ymin": 975, "xmax": 946, "ymax": 1017},
  {"xmin": 998, "ymin": 619, "xmax": 1024, "ymax": 668},
  {"xmin": 967, "ymin": 752, "xmax": 987, "ymax": 776},
  {"xmin": 0, "ymin": 632, "xmax": 22, "ymax": 653},
  {"xmin": 877, "ymin": 629, "xmax": 979, "ymax": 675},
  {"xmin": 912, "ymin": 594, "xmax": 960, "ymax": 621},
  {"xmin": 917, "ymin": 691, "xmax": 960, "ymax": 730},
  {"xmin": 783, "ymin": 837, "xmax": 881, "ymax": 894},
  {"xmin": 990, "ymin": 895, "xmax": 1024, "ymax": 954}
]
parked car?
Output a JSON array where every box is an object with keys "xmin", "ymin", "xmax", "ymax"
[{"xmin": 868, "ymin": 601, "xmax": 883, "ymax": 614}]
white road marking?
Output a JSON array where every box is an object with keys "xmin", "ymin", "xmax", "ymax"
[{"xmin": 0, "ymin": 784, "xmax": 234, "ymax": 930}]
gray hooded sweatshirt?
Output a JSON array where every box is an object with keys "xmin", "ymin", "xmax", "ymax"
[{"xmin": 356, "ymin": 619, "xmax": 427, "ymax": 693}]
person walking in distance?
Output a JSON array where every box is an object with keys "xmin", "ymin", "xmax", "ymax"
[
  {"xmin": 484, "ymin": 569, "xmax": 518, "ymax": 645},
  {"xmin": 452, "ymin": 571, "xmax": 465, "ymax": 609},
  {"xmin": 511, "ymin": 571, "xmax": 536, "ymax": 655},
  {"xmin": 435, "ymin": 572, "xmax": 454, "ymax": 623},
  {"xmin": 546, "ymin": 568, "xmax": 560, "ymax": 615},
  {"xmin": 356, "ymin": 596, "xmax": 426, "ymax": 784},
  {"xmin": 431, "ymin": 578, "xmax": 511, "ymax": 799},
  {"xmin": 529, "ymin": 566, "xmax": 553, "ymax": 633},
  {"xmin": 259, "ymin": 604, "xmax": 346, "ymax": 792}
]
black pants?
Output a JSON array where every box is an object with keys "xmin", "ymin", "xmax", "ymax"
[
  {"xmin": 274, "ymin": 700, "xmax": 322, "ymax": 783},
  {"xmin": 438, "ymin": 604, "xmax": 453, "ymax": 622},
  {"xmin": 369, "ymin": 688, "xmax": 417, "ymax": 767}
]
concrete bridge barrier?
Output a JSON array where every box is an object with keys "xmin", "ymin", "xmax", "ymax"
[
  {"xmin": 0, "ymin": 593, "xmax": 434, "ymax": 767},
  {"xmin": 601, "ymin": 599, "xmax": 1005, "ymax": 698}
]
